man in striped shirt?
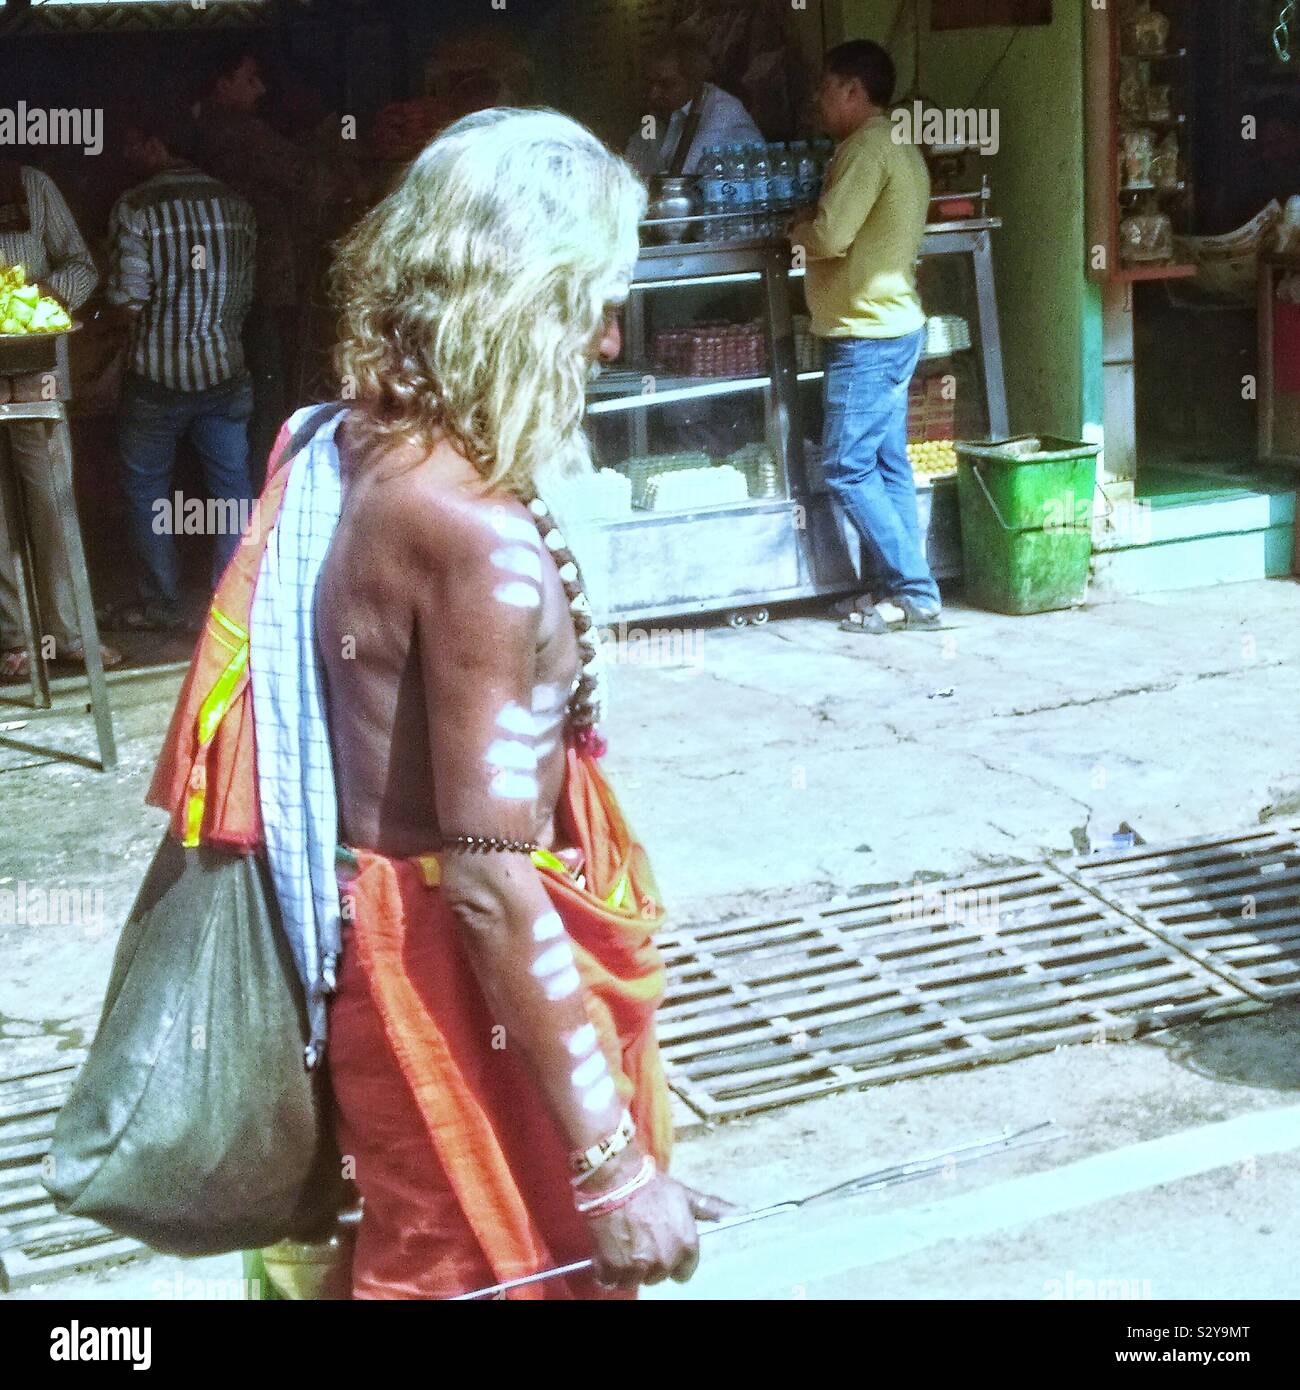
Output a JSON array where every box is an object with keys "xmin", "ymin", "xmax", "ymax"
[
  {"xmin": 0, "ymin": 162, "xmax": 119, "ymax": 678},
  {"xmin": 104, "ymin": 113, "xmax": 257, "ymax": 630}
]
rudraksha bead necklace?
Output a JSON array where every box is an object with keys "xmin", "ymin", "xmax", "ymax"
[{"xmin": 523, "ymin": 490, "xmax": 607, "ymax": 752}]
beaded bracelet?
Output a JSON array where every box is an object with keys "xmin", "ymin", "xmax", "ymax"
[
  {"xmin": 570, "ymin": 1109, "xmax": 636, "ymax": 1186},
  {"xmin": 573, "ymin": 1154, "xmax": 656, "ymax": 1218},
  {"xmin": 443, "ymin": 835, "xmax": 542, "ymax": 855}
]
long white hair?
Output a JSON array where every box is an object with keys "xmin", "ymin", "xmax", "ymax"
[{"xmin": 333, "ymin": 107, "xmax": 645, "ymax": 494}]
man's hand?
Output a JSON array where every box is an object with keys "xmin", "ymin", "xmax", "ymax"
[
  {"xmin": 581, "ymin": 1155, "xmax": 738, "ymax": 1288},
  {"xmin": 583, "ymin": 1168, "xmax": 702, "ymax": 1288}
]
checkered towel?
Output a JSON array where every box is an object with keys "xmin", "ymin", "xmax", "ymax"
[{"xmin": 248, "ymin": 405, "xmax": 347, "ymax": 1061}]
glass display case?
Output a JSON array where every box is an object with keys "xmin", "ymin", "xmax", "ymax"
[
  {"xmin": 577, "ymin": 237, "xmax": 818, "ymax": 626},
  {"xmin": 577, "ymin": 220, "xmax": 1008, "ymax": 623}
]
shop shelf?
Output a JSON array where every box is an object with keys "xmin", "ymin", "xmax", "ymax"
[
  {"xmin": 1119, "ymin": 47, "xmax": 1189, "ymax": 61},
  {"xmin": 1112, "ymin": 262, "xmax": 1198, "ymax": 283},
  {"xmin": 793, "ymin": 348, "xmax": 972, "ymax": 389},
  {"xmin": 586, "ymin": 373, "xmax": 772, "ymax": 414}
]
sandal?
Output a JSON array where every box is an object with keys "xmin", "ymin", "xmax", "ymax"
[
  {"xmin": 2, "ymin": 641, "xmax": 124, "ymax": 680},
  {"xmin": 56, "ymin": 639, "xmax": 124, "ymax": 670},
  {"xmin": 895, "ymin": 597, "xmax": 951, "ymax": 631},
  {"xmin": 1, "ymin": 647, "xmax": 31, "ymax": 680},
  {"xmin": 832, "ymin": 593, "xmax": 878, "ymax": 620},
  {"xmin": 838, "ymin": 609, "xmax": 890, "ymax": 636}
]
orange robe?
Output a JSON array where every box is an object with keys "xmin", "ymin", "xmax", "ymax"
[
  {"xmin": 145, "ymin": 418, "xmax": 296, "ymax": 848},
  {"xmin": 331, "ymin": 749, "xmax": 673, "ymax": 1300},
  {"xmin": 143, "ymin": 418, "xmax": 673, "ymax": 1299}
]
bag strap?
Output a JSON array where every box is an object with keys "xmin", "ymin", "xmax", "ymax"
[{"xmin": 272, "ymin": 401, "xmax": 347, "ymax": 477}]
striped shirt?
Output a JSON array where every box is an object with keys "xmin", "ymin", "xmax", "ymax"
[
  {"xmin": 0, "ymin": 166, "xmax": 98, "ymax": 311},
  {"xmin": 105, "ymin": 162, "xmax": 256, "ymax": 393}
]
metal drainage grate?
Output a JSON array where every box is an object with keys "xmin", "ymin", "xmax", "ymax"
[
  {"xmin": 0, "ymin": 1054, "xmax": 144, "ymax": 1291},
  {"xmin": 657, "ymin": 866, "xmax": 1247, "ymax": 1121},
  {"xmin": 1064, "ymin": 822, "xmax": 1300, "ymax": 1002}
]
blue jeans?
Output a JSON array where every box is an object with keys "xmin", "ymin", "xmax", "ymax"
[
  {"xmin": 117, "ymin": 373, "xmax": 254, "ymax": 611},
  {"xmin": 820, "ymin": 331, "xmax": 941, "ymax": 610}
]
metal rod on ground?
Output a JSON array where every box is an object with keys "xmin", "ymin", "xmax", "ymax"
[{"xmin": 450, "ymin": 1120, "xmax": 1065, "ymax": 1300}]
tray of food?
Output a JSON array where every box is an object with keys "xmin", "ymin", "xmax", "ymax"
[{"xmin": 0, "ymin": 264, "xmax": 77, "ymax": 377}]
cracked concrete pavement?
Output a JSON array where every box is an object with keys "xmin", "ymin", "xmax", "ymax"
[{"xmin": 601, "ymin": 578, "xmax": 1300, "ymax": 923}]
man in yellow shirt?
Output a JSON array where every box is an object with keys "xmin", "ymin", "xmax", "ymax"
[{"xmin": 791, "ymin": 40, "xmax": 941, "ymax": 632}]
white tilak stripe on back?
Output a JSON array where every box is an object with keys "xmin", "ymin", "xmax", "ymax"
[
  {"xmin": 582, "ymin": 1076, "xmax": 617, "ymax": 1112},
  {"xmin": 484, "ymin": 738, "xmax": 539, "ymax": 772},
  {"xmin": 491, "ymin": 545, "xmax": 543, "ymax": 583},
  {"xmin": 490, "ymin": 771, "xmax": 538, "ymax": 800},
  {"xmin": 543, "ymin": 966, "xmax": 581, "ymax": 1000},
  {"xmin": 493, "ymin": 581, "xmax": 541, "ymax": 609},
  {"xmin": 532, "ymin": 941, "xmax": 575, "ymax": 977},
  {"xmin": 532, "ymin": 683, "xmax": 567, "ymax": 713},
  {"xmin": 531, "ymin": 713, "xmax": 563, "ymax": 740},
  {"xmin": 572, "ymin": 1052, "xmax": 608, "ymax": 1088},
  {"xmin": 532, "ymin": 911, "xmax": 565, "ymax": 942},
  {"xmin": 567, "ymin": 1023, "xmax": 598, "ymax": 1057},
  {"xmin": 498, "ymin": 703, "xmax": 541, "ymax": 736},
  {"xmin": 486, "ymin": 512, "xmax": 542, "ymax": 545}
]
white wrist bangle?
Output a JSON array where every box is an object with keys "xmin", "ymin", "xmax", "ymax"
[{"xmin": 574, "ymin": 1154, "xmax": 656, "ymax": 1217}]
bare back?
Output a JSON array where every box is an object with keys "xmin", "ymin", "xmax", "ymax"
[{"xmin": 316, "ymin": 416, "xmax": 580, "ymax": 858}]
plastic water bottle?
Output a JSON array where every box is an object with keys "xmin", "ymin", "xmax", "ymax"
[
  {"xmin": 787, "ymin": 140, "xmax": 807, "ymax": 208},
  {"xmin": 726, "ymin": 143, "xmax": 752, "ymax": 240},
  {"xmin": 794, "ymin": 140, "xmax": 819, "ymax": 209},
  {"xmin": 717, "ymin": 144, "xmax": 740, "ymax": 239},
  {"xmin": 747, "ymin": 143, "xmax": 771, "ymax": 236},
  {"xmin": 769, "ymin": 142, "xmax": 795, "ymax": 215},
  {"xmin": 699, "ymin": 145, "xmax": 727, "ymax": 242}
]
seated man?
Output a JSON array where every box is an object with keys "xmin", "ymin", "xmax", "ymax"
[{"xmin": 624, "ymin": 37, "xmax": 763, "ymax": 179}]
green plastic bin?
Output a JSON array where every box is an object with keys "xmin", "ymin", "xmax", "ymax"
[{"xmin": 955, "ymin": 435, "xmax": 1103, "ymax": 615}]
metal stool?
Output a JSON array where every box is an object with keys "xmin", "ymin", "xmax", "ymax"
[{"xmin": 0, "ymin": 398, "xmax": 117, "ymax": 770}]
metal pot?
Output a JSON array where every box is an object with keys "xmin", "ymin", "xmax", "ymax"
[{"xmin": 645, "ymin": 176, "xmax": 697, "ymax": 244}]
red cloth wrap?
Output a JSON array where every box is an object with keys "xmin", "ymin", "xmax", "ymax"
[
  {"xmin": 330, "ymin": 750, "xmax": 672, "ymax": 1300},
  {"xmin": 145, "ymin": 421, "xmax": 296, "ymax": 849}
]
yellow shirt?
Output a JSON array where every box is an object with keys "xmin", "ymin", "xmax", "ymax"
[{"xmin": 798, "ymin": 116, "xmax": 929, "ymax": 339}]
